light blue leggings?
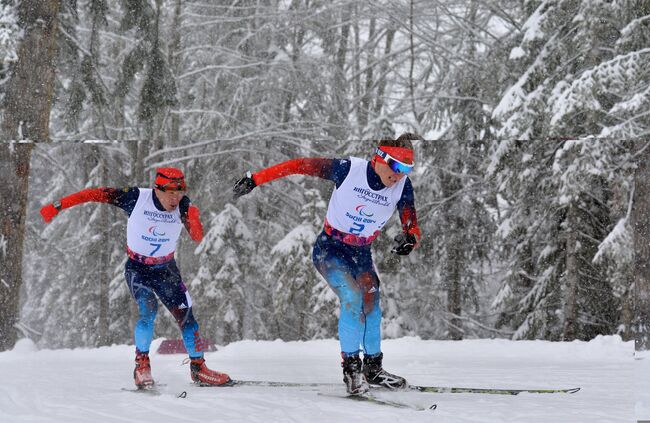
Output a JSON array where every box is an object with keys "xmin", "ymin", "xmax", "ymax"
[
  {"xmin": 125, "ymin": 259, "xmax": 204, "ymax": 358},
  {"xmin": 312, "ymin": 232, "xmax": 382, "ymax": 356}
]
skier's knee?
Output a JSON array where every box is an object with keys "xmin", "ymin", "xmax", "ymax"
[
  {"xmin": 173, "ymin": 306, "xmax": 197, "ymax": 330},
  {"xmin": 138, "ymin": 300, "xmax": 157, "ymax": 324}
]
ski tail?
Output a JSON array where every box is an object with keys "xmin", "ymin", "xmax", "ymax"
[
  {"xmin": 318, "ymin": 392, "xmax": 436, "ymax": 411},
  {"xmin": 229, "ymin": 380, "xmax": 340, "ymax": 388},
  {"xmin": 407, "ymin": 385, "xmax": 581, "ymax": 395}
]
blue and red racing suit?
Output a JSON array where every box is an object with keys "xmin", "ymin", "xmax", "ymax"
[
  {"xmin": 50, "ymin": 187, "xmax": 208, "ymax": 358},
  {"xmin": 252, "ymin": 158, "xmax": 420, "ymax": 357}
]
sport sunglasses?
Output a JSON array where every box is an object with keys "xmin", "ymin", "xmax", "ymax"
[
  {"xmin": 375, "ymin": 148, "xmax": 415, "ymax": 175},
  {"xmin": 155, "ymin": 173, "xmax": 187, "ymax": 191}
]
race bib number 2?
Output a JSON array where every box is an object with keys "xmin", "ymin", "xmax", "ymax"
[{"xmin": 349, "ymin": 222, "xmax": 365, "ymax": 235}]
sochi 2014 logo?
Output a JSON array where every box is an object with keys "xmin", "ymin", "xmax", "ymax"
[
  {"xmin": 355, "ymin": 205, "xmax": 374, "ymax": 217},
  {"xmin": 148, "ymin": 226, "xmax": 166, "ymax": 237}
]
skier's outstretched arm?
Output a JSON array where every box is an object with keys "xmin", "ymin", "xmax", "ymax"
[
  {"xmin": 179, "ymin": 196, "xmax": 203, "ymax": 242},
  {"xmin": 393, "ymin": 179, "xmax": 422, "ymax": 256},
  {"xmin": 233, "ymin": 158, "xmax": 350, "ymax": 200},
  {"xmin": 40, "ymin": 187, "xmax": 138, "ymax": 223}
]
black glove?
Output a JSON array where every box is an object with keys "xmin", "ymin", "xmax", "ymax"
[
  {"xmin": 392, "ymin": 233, "xmax": 417, "ymax": 256},
  {"xmin": 233, "ymin": 172, "xmax": 257, "ymax": 200}
]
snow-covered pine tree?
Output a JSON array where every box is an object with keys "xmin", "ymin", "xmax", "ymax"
[
  {"xmin": 175, "ymin": 1, "xmax": 307, "ymax": 141},
  {"xmin": 489, "ymin": 0, "xmax": 636, "ymax": 339},
  {"xmin": 492, "ymin": 0, "xmax": 623, "ymax": 138},
  {"xmin": 192, "ymin": 203, "xmax": 265, "ymax": 344},
  {"xmin": 427, "ymin": 140, "xmax": 496, "ymax": 339},
  {"xmin": 23, "ymin": 144, "xmax": 128, "ymax": 348},
  {"xmin": 60, "ymin": 0, "xmax": 110, "ymax": 137},
  {"xmin": 633, "ymin": 141, "xmax": 650, "ymax": 349},
  {"xmin": 268, "ymin": 188, "xmax": 331, "ymax": 340},
  {"xmin": 548, "ymin": 1, "xmax": 650, "ymax": 138},
  {"xmin": 116, "ymin": 0, "xmax": 177, "ymax": 140},
  {"xmin": 591, "ymin": 141, "xmax": 635, "ymax": 339},
  {"xmin": 490, "ymin": 139, "xmax": 630, "ymax": 341},
  {"xmin": 553, "ymin": 141, "xmax": 618, "ymax": 340},
  {"xmin": 490, "ymin": 140, "xmax": 565, "ymax": 339}
]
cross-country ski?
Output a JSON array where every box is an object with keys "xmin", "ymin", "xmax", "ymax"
[{"xmin": 208, "ymin": 379, "xmax": 580, "ymax": 395}]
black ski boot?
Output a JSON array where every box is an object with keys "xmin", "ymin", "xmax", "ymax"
[
  {"xmin": 363, "ymin": 353, "xmax": 407, "ymax": 389},
  {"xmin": 342, "ymin": 354, "xmax": 369, "ymax": 395}
]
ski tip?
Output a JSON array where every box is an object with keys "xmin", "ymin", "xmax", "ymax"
[{"xmin": 566, "ymin": 387, "xmax": 581, "ymax": 394}]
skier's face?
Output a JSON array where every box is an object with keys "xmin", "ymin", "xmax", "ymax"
[
  {"xmin": 374, "ymin": 161, "xmax": 407, "ymax": 187},
  {"xmin": 155, "ymin": 188, "xmax": 185, "ymax": 211}
]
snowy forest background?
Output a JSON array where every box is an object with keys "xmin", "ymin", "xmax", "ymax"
[{"xmin": 0, "ymin": 0, "xmax": 647, "ymax": 349}]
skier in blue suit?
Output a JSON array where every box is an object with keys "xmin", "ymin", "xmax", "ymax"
[{"xmin": 233, "ymin": 135, "xmax": 422, "ymax": 394}]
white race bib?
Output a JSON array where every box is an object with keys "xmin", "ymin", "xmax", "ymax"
[
  {"xmin": 325, "ymin": 157, "xmax": 407, "ymax": 237},
  {"xmin": 126, "ymin": 189, "xmax": 183, "ymax": 257}
]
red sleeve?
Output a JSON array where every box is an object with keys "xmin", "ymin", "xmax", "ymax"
[
  {"xmin": 400, "ymin": 206, "xmax": 421, "ymax": 243},
  {"xmin": 182, "ymin": 205, "xmax": 204, "ymax": 242},
  {"xmin": 396, "ymin": 179, "xmax": 421, "ymax": 243},
  {"xmin": 252, "ymin": 158, "xmax": 337, "ymax": 185},
  {"xmin": 59, "ymin": 188, "xmax": 122, "ymax": 210}
]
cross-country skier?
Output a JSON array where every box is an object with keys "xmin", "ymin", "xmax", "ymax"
[
  {"xmin": 232, "ymin": 134, "xmax": 422, "ymax": 394},
  {"xmin": 40, "ymin": 167, "xmax": 231, "ymax": 389}
]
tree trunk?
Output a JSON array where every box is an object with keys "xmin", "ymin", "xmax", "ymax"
[
  {"xmin": 621, "ymin": 279, "xmax": 633, "ymax": 342},
  {"xmin": 633, "ymin": 143, "xmax": 650, "ymax": 350},
  {"xmin": 352, "ymin": 5, "xmax": 361, "ymax": 110},
  {"xmin": 2, "ymin": 0, "xmax": 61, "ymax": 141},
  {"xmin": 96, "ymin": 147, "xmax": 110, "ymax": 346},
  {"xmin": 446, "ymin": 239, "xmax": 463, "ymax": 340},
  {"xmin": 0, "ymin": 143, "xmax": 33, "ymax": 350},
  {"xmin": 282, "ymin": 0, "xmax": 304, "ymax": 125},
  {"xmin": 168, "ymin": 0, "xmax": 182, "ymax": 147},
  {"xmin": 358, "ymin": 17, "xmax": 375, "ymax": 131},
  {"xmin": 328, "ymin": 4, "xmax": 352, "ymax": 139},
  {"xmin": 0, "ymin": 0, "xmax": 60, "ymax": 351},
  {"xmin": 89, "ymin": 0, "xmax": 108, "ymax": 138},
  {"xmin": 372, "ymin": 26, "xmax": 395, "ymax": 116},
  {"xmin": 408, "ymin": 0, "xmax": 418, "ymax": 124},
  {"xmin": 442, "ymin": 148, "xmax": 465, "ymax": 341},
  {"xmin": 562, "ymin": 201, "xmax": 579, "ymax": 341}
]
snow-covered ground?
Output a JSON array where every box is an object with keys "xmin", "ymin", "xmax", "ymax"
[
  {"xmin": 0, "ymin": 336, "xmax": 633, "ymax": 423},
  {"xmin": 636, "ymin": 349, "xmax": 650, "ymax": 421}
]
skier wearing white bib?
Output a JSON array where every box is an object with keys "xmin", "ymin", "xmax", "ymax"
[
  {"xmin": 40, "ymin": 167, "xmax": 231, "ymax": 389},
  {"xmin": 233, "ymin": 135, "xmax": 422, "ymax": 394}
]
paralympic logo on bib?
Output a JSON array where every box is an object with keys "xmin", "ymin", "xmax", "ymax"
[
  {"xmin": 148, "ymin": 226, "xmax": 166, "ymax": 237},
  {"xmin": 346, "ymin": 204, "xmax": 377, "ymax": 225},
  {"xmin": 355, "ymin": 205, "xmax": 374, "ymax": 217}
]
